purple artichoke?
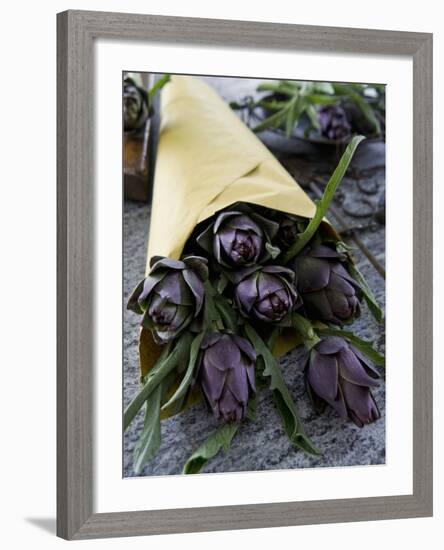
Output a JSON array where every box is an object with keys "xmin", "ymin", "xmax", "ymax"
[
  {"xmin": 197, "ymin": 208, "xmax": 279, "ymax": 269},
  {"xmin": 127, "ymin": 256, "xmax": 208, "ymax": 343},
  {"xmin": 317, "ymin": 104, "xmax": 351, "ymax": 141},
  {"xmin": 198, "ymin": 332, "xmax": 256, "ymax": 422},
  {"xmin": 291, "ymin": 244, "xmax": 361, "ymax": 325},
  {"xmin": 305, "ymin": 336, "xmax": 380, "ymax": 427},
  {"xmin": 275, "ymin": 213, "xmax": 306, "ymax": 250},
  {"xmin": 277, "ymin": 217, "xmax": 298, "ymax": 249},
  {"xmin": 234, "ymin": 266, "xmax": 301, "ymax": 325},
  {"xmin": 123, "ymin": 77, "xmax": 149, "ymax": 133}
]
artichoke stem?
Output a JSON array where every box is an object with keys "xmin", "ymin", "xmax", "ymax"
[{"xmin": 292, "ymin": 313, "xmax": 321, "ymax": 350}]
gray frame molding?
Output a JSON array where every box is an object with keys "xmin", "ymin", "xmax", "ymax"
[{"xmin": 57, "ymin": 10, "xmax": 433, "ymax": 540}]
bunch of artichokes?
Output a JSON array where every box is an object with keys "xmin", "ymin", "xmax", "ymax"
[
  {"xmin": 128, "ymin": 202, "xmax": 382, "ymax": 433},
  {"xmin": 125, "ymin": 141, "xmax": 383, "ymax": 474}
]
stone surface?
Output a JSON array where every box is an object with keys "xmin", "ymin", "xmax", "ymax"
[{"xmin": 123, "ymin": 77, "xmax": 386, "ymax": 477}]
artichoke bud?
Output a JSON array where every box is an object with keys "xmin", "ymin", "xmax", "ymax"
[
  {"xmin": 127, "ymin": 256, "xmax": 208, "ymax": 343},
  {"xmin": 291, "ymin": 244, "xmax": 362, "ymax": 325},
  {"xmin": 196, "ymin": 206, "xmax": 279, "ymax": 269},
  {"xmin": 305, "ymin": 336, "xmax": 380, "ymax": 427},
  {"xmin": 123, "ymin": 77, "xmax": 150, "ymax": 133},
  {"xmin": 317, "ymin": 104, "xmax": 351, "ymax": 141},
  {"xmin": 234, "ymin": 265, "xmax": 301, "ymax": 325},
  {"xmin": 276, "ymin": 213, "xmax": 307, "ymax": 250},
  {"xmin": 197, "ymin": 332, "xmax": 256, "ymax": 423}
]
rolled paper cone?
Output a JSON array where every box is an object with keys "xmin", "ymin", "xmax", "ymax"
[{"xmin": 139, "ymin": 75, "xmax": 336, "ymax": 417}]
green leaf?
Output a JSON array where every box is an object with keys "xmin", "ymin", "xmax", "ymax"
[
  {"xmin": 348, "ymin": 263, "xmax": 384, "ymax": 324},
  {"xmin": 313, "ymin": 82, "xmax": 335, "ymax": 95},
  {"xmin": 317, "ymin": 328, "xmax": 385, "ymax": 367},
  {"xmin": 292, "ymin": 313, "xmax": 321, "ymax": 350},
  {"xmin": 266, "ymin": 327, "xmax": 280, "ymax": 351},
  {"xmin": 123, "ymin": 332, "xmax": 192, "ymax": 431},
  {"xmin": 214, "ymin": 295, "xmax": 238, "ymax": 332},
  {"xmin": 285, "ymin": 96, "xmax": 302, "ymax": 136},
  {"xmin": 183, "ymin": 423, "xmax": 240, "ymax": 474},
  {"xmin": 246, "ymin": 393, "xmax": 258, "ymax": 421},
  {"xmin": 139, "ymin": 341, "xmax": 172, "ymax": 384},
  {"xmin": 305, "ymin": 94, "xmax": 339, "ymax": 106},
  {"xmin": 265, "ymin": 242, "xmax": 281, "ymax": 259},
  {"xmin": 282, "ymin": 135, "xmax": 365, "ymax": 263},
  {"xmin": 245, "ymin": 324, "xmax": 320, "ymax": 456},
  {"xmin": 133, "ymin": 381, "xmax": 164, "ymax": 474},
  {"xmin": 229, "ymin": 100, "xmax": 246, "ymax": 110},
  {"xmin": 335, "ymin": 240, "xmax": 355, "ymax": 254},
  {"xmin": 258, "ymin": 99, "xmax": 289, "ymax": 112},
  {"xmin": 230, "ymin": 97, "xmax": 258, "ymax": 111},
  {"xmin": 253, "ymin": 106, "xmax": 289, "ymax": 133},
  {"xmin": 148, "ymin": 74, "xmax": 170, "ymax": 100},
  {"xmin": 256, "ymin": 81, "xmax": 299, "ymax": 96},
  {"xmin": 352, "ymin": 93, "xmax": 381, "ymax": 133},
  {"xmin": 216, "ymin": 273, "xmax": 229, "ymax": 294},
  {"xmin": 305, "ymin": 104, "xmax": 321, "ymax": 130},
  {"xmin": 254, "ymin": 92, "xmax": 310, "ymax": 136},
  {"xmin": 161, "ymin": 332, "xmax": 205, "ymax": 412},
  {"xmin": 203, "ymin": 281, "xmax": 224, "ymax": 330},
  {"xmin": 256, "ymin": 82, "xmax": 282, "ymax": 93},
  {"xmin": 333, "ymin": 83, "xmax": 381, "ymax": 134}
]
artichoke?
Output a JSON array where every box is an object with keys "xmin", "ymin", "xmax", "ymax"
[
  {"xmin": 305, "ymin": 336, "xmax": 380, "ymax": 427},
  {"xmin": 317, "ymin": 104, "xmax": 351, "ymax": 141},
  {"xmin": 234, "ymin": 266, "xmax": 300, "ymax": 325},
  {"xmin": 291, "ymin": 244, "xmax": 362, "ymax": 325},
  {"xmin": 275, "ymin": 213, "xmax": 307, "ymax": 250},
  {"xmin": 277, "ymin": 216, "xmax": 298, "ymax": 249},
  {"xmin": 127, "ymin": 256, "xmax": 208, "ymax": 343},
  {"xmin": 198, "ymin": 332, "xmax": 256, "ymax": 422},
  {"xmin": 123, "ymin": 77, "xmax": 149, "ymax": 133},
  {"xmin": 197, "ymin": 208, "xmax": 279, "ymax": 269}
]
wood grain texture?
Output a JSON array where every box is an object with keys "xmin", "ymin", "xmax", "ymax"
[
  {"xmin": 57, "ymin": 11, "xmax": 94, "ymax": 540},
  {"xmin": 69, "ymin": 9, "xmax": 429, "ymax": 55},
  {"xmin": 412, "ymin": 34, "xmax": 433, "ymax": 514},
  {"xmin": 56, "ymin": 10, "xmax": 433, "ymax": 540}
]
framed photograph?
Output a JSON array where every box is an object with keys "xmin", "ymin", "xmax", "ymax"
[{"xmin": 57, "ymin": 10, "xmax": 433, "ymax": 540}]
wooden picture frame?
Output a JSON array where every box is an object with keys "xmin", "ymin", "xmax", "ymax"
[{"xmin": 57, "ymin": 10, "xmax": 433, "ymax": 540}]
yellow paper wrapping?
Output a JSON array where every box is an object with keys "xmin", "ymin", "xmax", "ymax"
[
  {"xmin": 139, "ymin": 76, "xmax": 334, "ymax": 417},
  {"xmin": 147, "ymin": 76, "xmax": 317, "ymax": 261}
]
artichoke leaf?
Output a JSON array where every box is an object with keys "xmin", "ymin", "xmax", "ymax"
[
  {"xmin": 317, "ymin": 328, "xmax": 385, "ymax": 367},
  {"xmin": 161, "ymin": 331, "xmax": 205, "ymax": 412},
  {"xmin": 133, "ymin": 381, "xmax": 164, "ymax": 474},
  {"xmin": 245, "ymin": 324, "xmax": 320, "ymax": 456},
  {"xmin": 183, "ymin": 423, "xmax": 240, "ymax": 474},
  {"xmin": 347, "ymin": 263, "xmax": 383, "ymax": 324},
  {"xmin": 282, "ymin": 135, "xmax": 365, "ymax": 263}
]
